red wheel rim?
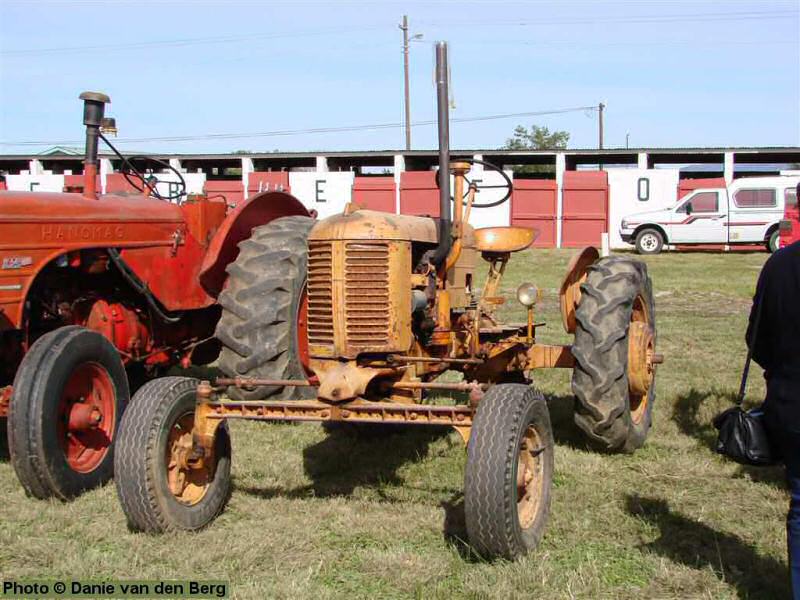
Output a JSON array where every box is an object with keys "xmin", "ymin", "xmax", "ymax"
[
  {"xmin": 57, "ymin": 362, "xmax": 116, "ymax": 473},
  {"xmin": 296, "ymin": 286, "xmax": 312, "ymax": 376}
]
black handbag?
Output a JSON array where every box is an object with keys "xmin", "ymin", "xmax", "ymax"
[{"xmin": 713, "ymin": 292, "xmax": 777, "ymax": 466}]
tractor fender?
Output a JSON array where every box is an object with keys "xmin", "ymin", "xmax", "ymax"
[
  {"xmin": 199, "ymin": 190, "xmax": 311, "ymax": 297},
  {"xmin": 558, "ymin": 246, "xmax": 600, "ymax": 334}
]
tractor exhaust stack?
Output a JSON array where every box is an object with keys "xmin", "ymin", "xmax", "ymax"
[
  {"xmin": 79, "ymin": 91, "xmax": 110, "ymax": 199},
  {"xmin": 431, "ymin": 41, "xmax": 452, "ymax": 269}
]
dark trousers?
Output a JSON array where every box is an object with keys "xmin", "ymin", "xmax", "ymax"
[
  {"xmin": 765, "ymin": 377, "xmax": 800, "ymax": 599},
  {"xmin": 768, "ymin": 428, "xmax": 800, "ymax": 600},
  {"xmin": 791, "ymin": 472, "xmax": 800, "ymax": 600}
]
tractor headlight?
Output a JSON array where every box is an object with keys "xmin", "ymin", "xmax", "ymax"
[
  {"xmin": 516, "ymin": 282, "xmax": 540, "ymax": 307},
  {"xmin": 621, "ymin": 218, "xmax": 630, "ymax": 230}
]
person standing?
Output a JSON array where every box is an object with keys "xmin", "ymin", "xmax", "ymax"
[{"xmin": 747, "ymin": 230, "xmax": 800, "ymax": 598}]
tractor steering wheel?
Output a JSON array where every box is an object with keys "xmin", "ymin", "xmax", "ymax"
[
  {"xmin": 438, "ymin": 158, "xmax": 513, "ymax": 209},
  {"xmin": 119, "ymin": 156, "xmax": 187, "ymax": 202}
]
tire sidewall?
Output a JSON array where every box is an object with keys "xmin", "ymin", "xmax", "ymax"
[
  {"xmin": 635, "ymin": 229, "xmax": 663, "ymax": 255},
  {"xmin": 623, "ymin": 274, "xmax": 657, "ymax": 451},
  {"xmin": 288, "ymin": 278, "xmax": 311, "ymax": 388},
  {"xmin": 149, "ymin": 381, "xmax": 231, "ymax": 530},
  {"xmin": 624, "ymin": 382, "xmax": 656, "ymax": 451},
  {"xmin": 15, "ymin": 327, "xmax": 128, "ymax": 498},
  {"xmin": 511, "ymin": 392, "xmax": 554, "ymax": 551}
]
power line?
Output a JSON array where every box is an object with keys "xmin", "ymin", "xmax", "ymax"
[
  {"xmin": 419, "ymin": 8, "xmax": 797, "ymax": 27},
  {"xmin": 4, "ymin": 9, "xmax": 794, "ymax": 58},
  {"xmin": 0, "ymin": 106, "xmax": 599, "ymax": 147},
  {"xmin": 0, "ymin": 25, "xmax": 387, "ymax": 57},
  {"xmin": 456, "ymin": 38, "xmax": 795, "ymax": 48}
]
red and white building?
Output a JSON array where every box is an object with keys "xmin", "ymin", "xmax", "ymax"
[{"xmin": 1, "ymin": 146, "xmax": 798, "ymax": 250}]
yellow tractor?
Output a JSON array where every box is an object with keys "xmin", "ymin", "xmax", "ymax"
[{"xmin": 114, "ymin": 43, "xmax": 660, "ymax": 559}]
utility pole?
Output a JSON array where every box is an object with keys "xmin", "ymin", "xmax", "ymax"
[
  {"xmin": 400, "ymin": 15, "xmax": 412, "ymax": 151},
  {"xmin": 625, "ymin": 131, "xmax": 630, "ymax": 149},
  {"xmin": 598, "ymin": 102, "xmax": 605, "ymax": 149}
]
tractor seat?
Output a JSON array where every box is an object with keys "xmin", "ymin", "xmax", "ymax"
[{"xmin": 474, "ymin": 227, "xmax": 538, "ymax": 254}]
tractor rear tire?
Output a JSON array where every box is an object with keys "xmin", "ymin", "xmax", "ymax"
[
  {"xmin": 571, "ymin": 256, "xmax": 656, "ymax": 453},
  {"xmin": 216, "ymin": 216, "xmax": 315, "ymax": 401},
  {"xmin": 9, "ymin": 326, "xmax": 129, "ymax": 499},
  {"xmin": 464, "ymin": 384, "xmax": 554, "ymax": 560},
  {"xmin": 114, "ymin": 377, "xmax": 231, "ymax": 533}
]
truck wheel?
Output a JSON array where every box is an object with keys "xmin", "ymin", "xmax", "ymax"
[
  {"xmin": 114, "ymin": 377, "xmax": 231, "ymax": 533},
  {"xmin": 9, "ymin": 326, "xmax": 129, "ymax": 499},
  {"xmin": 464, "ymin": 384, "xmax": 554, "ymax": 560},
  {"xmin": 634, "ymin": 228, "xmax": 663, "ymax": 255},
  {"xmin": 216, "ymin": 216, "xmax": 315, "ymax": 401},
  {"xmin": 571, "ymin": 256, "xmax": 657, "ymax": 453},
  {"xmin": 767, "ymin": 229, "xmax": 780, "ymax": 253}
]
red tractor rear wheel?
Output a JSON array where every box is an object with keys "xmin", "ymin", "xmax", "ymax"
[
  {"xmin": 8, "ymin": 326, "xmax": 129, "ymax": 499},
  {"xmin": 215, "ymin": 215, "xmax": 315, "ymax": 400}
]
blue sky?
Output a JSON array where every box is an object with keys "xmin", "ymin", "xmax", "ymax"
[{"xmin": 0, "ymin": 0, "xmax": 798, "ymax": 153}]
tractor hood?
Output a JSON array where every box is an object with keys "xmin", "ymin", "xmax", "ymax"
[
  {"xmin": 309, "ymin": 207, "xmax": 477, "ymax": 251},
  {"xmin": 0, "ymin": 191, "xmax": 194, "ymax": 329},
  {"xmin": 0, "ymin": 191, "xmax": 184, "ymax": 228},
  {"xmin": 309, "ymin": 209, "xmax": 440, "ymax": 243}
]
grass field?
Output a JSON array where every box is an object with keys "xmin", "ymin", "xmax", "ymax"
[{"xmin": 0, "ymin": 249, "xmax": 790, "ymax": 599}]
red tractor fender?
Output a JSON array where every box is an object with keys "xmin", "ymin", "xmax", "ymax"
[{"xmin": 199, "ymin": 190, "xmax": 311, "ymax": 297}]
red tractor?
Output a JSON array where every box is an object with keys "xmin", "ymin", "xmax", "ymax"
[{"xmin": 0, "ymin": 92, "xmax": 309, "ymax": 499}]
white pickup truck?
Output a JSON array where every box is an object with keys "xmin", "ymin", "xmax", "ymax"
[{"xmin": 620, "ymin": 176, "xmax": 800, "ymax": 254}]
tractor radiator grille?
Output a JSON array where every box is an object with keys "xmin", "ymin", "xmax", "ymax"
[
  {"xmin": 307, "ymin": 241, "xmax": 334, "ymax": 346},
  {"xmin": 344, "ymin": 242, "xmax": 390, "ymax": 348}
]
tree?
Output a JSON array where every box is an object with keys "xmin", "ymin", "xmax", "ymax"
[
  {"xmin": 503, "ymin": 124, "xmax": 569, "ymax": 150},
  {"xmin": 502, "ymin": 124, "xmax": 570, "ymax": 175}
]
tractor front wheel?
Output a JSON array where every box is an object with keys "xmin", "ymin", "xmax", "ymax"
[
  {"xmin": 464, "ymin": 384, "xmax": 554, "ymax": 560},
  {"xmin": 571, "ymin": 256, "xmax": 657, "ymax": 453},
  {"xmin": 114, "ymin": 377, "xmax": 231, "ymax": 533},
  {"xmin": 9, "ymin": 326, "xmax": 128, "ymax": 499}
]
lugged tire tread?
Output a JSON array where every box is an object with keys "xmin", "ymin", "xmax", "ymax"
[
  {"xmin": 215, "ymin": 216, "xmax": 314, "ymax": 401},
  {"xmin": 571, "ymin": 256, "xmax": 656, "ymax": 452}
]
